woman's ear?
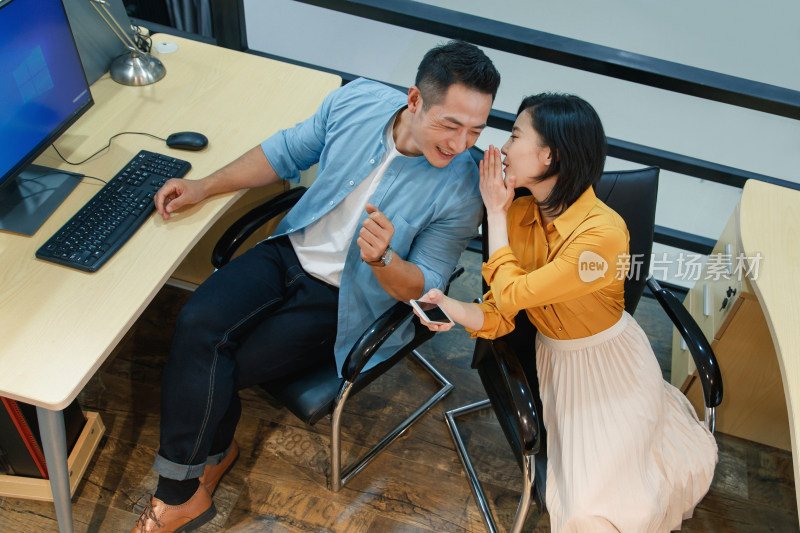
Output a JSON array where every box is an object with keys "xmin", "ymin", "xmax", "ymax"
[{"xmin": 542, "ymin": 146, "xmax": 553, "ymax": 165}]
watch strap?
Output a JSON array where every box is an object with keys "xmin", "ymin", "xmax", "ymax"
[{"xmin": 365, "ymin": 245, "xmax": 393, "ymax": 267}]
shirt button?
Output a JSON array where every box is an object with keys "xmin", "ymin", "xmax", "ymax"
[
  {"xmin": 311, "ymin": 216, "xmax": 316, "ymax": 221},
  {"xmin": 369, "ymin": 159, "xmax": 375, "ymax": 164},
  {"xmin": 543, "ymin": 306, "xmax": 547, "ymax": 310},
  {"xmin": 349, "ymin": 180, "xmax": 354, "ymax": 186},
  {"xmin": 558, "ymin": 327, "xmax": 562, "ymax": 331},
  {"xmin": 329, "ymin": 201, "xmax": 334, "ymax": 206}
]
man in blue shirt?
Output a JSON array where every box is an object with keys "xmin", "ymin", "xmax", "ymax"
[{"xmin": 133, "ymin": 41, "xmax": 499, "ymax": 533}]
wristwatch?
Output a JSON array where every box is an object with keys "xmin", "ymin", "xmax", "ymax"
[{"xmin": 365, "ymin": 245, "xmax": 394, "ymax": 267}]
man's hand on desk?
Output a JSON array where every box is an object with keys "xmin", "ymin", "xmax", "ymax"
[
  {"xmin": 154, "ymin": 179, "xmax": 209, "ymax": 220},
  {"xmin": 153, "ymin": 146, "xmax": 284, "ymax": 220}
]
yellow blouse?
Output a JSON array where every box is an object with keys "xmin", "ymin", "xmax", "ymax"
[{"xmin": 468, "ymin": 186, "xmax": 629, "ymax": 340}]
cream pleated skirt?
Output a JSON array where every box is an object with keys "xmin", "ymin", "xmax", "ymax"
[{"xmin": 535, "ymin": 311, "xmax": 717, "ymax": 532}]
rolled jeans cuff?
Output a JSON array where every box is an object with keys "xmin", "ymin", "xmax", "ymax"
[
  {"xmin": 206, "ymin": 442, "xmax": 233, "ymax": 467},
  {"xmin": 152, "ymin": 444, "xmax": 231, "ymax": 481}
]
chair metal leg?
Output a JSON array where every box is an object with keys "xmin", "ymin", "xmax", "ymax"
[
  {"xmin": 510, "ymin": 454, "xmax": 535, "ymax": 533},
  {"xmin": 445, "ymin": 399, "xmax": 536, "ymax": 533},
  {"xmin": 330, "ymin": 349, "xmax": 453, "ymax": 491},
  {"xmin": 445, "ymin": 399, "xmax": 499, "ymax": 533},
  {"xmin": 330, "ymin": 379, "xmax": 355, "ymax": 492},
  {"xmin": 705, "ymin": 406, "xmax": 716, "ymax": 434}
]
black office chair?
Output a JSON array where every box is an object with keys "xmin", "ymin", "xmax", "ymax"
[
  {"xmin": 444, "ymin": 166, "xmax": 724, "ymax": 533},
  {"xmin": 211, "ymin": 185, "xmax": 461, "ymax": 491}
]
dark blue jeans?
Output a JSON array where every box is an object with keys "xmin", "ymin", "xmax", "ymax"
[{"xmin": 154, "ymin": 237, "xmax": 339, "ymax": 480}]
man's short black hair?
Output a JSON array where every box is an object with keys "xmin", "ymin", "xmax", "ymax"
[
  {"xmin": 415, "ymin": 40, "xmax": 500, "ymax": 108},
  {"xmin": 517, "ymin": 93, "xmax": 607, "ymax": 217}
]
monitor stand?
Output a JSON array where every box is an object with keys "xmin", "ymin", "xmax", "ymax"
[{"xmin": 0, "ymin": 165, "xmax": 82, "ymax": 236}]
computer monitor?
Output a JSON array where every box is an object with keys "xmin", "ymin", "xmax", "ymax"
[{"xmin": 0, "ymin": 0, "xmax": 94, "ymax": 235}]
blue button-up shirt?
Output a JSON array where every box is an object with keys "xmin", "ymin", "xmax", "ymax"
[{"xmin": 261, "ymin": 78, "xmax": 482, "ymax": 374}]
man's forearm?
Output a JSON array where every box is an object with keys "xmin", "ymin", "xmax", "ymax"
[
  {"xmin": 370, "ymin": 258, "xmax": 425, "ymax": 301},
  {"xmin": 201, "ymin": 145, "xmax": 282, "ymax": 197}
]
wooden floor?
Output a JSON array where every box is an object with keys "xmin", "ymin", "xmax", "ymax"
[{"xmin": 1, "ymin": 250, "xmax": 797, "ymax": 532}]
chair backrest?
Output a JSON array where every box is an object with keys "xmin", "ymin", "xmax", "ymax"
[
  {"xmin": 595, "ymin": 167, "xmax": 659, "ymax": 314},
  {"xmin": 478, "ymin": 166, "xmax": 660, "ymax": 316}
]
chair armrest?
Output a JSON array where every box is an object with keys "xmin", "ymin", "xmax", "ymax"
[
  {"xmin": 488, "ymin": 338, "xmax": 542, "ymax": 455},
  {"xmin": 341, "ymin": 264, "xmax": 466, "ymax": 381},
  {"xmin": 211, "ymin": 186, "xmax": 307, "ymax": 269},
  {"xmin": 342, "ymin": 301, "xmax": 414, "ymax": 380},
  {"xmin": 646, "ymin": 277, "xmax": 723, "ymax": 408},
  {"xmin": 448, "ymin": 264, "xmax": 465, "ymax": 283}
]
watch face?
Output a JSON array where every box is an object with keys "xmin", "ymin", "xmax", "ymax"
[{"xmin": 383, "ymin": 247, "xmax": 394, "ymax": 266}]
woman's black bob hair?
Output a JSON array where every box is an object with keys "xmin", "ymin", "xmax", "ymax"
[{"xmin": 517, "ymin": 93, "xmax": 607, "ymax": 216}]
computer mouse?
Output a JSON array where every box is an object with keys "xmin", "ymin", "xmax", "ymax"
[{"xmin": 166, "ymin": 131, "xmax": 208, "ymax": 151}]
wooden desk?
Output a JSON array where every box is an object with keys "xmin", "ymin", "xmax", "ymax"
[
  {"xmin": 738, "ymin": 180, "xmax": 800, "ymax": 513},
  {"xmin": 0, "ymin": 34, "xmax": 339, "ymax": 532},
  {"xmin": 674, "ymin": 179, "xmax": 800, "ymax": 511}
]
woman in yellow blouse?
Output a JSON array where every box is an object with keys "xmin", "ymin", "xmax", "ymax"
[{"xmin": 417, "ymin": 93, "xmax": 717, "ymax": 532}]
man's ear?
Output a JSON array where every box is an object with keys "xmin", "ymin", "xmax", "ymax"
[{"xmin": 407, "ymin": 86, "xmax": 423, "ymax": 114}]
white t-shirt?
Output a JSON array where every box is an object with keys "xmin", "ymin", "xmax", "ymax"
[{"xmin": 289, "ymin": 114, "xmax": 400, "ymax": 287}]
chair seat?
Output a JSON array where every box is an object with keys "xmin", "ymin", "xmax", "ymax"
[
  {"xmin": 263, "ymin": 358, "xmax": 341, "ymax": 425},
  {"xmin": 263, "ymin": 321, "xmax": 436, "ymax": 426}
]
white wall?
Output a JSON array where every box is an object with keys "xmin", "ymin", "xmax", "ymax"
[{"xmin": 243, "ymin": 0, "xmax": 800, "ymax": 286}]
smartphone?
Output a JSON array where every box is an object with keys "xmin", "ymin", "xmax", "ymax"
[{"xmin": 409, "ymin": 299, "xmax": 455, "ymax": 325}]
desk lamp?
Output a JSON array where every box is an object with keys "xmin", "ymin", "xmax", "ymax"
[{"xmin": 88, "ymin": 0, "xmax": 165, "ymax": 85}]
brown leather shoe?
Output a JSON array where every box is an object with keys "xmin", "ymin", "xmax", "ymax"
[
  {"xmin": 199, "ymin": 440, "xmax": 239, "ymax": 496},
  {"xmin": 130, "ymin": 485, "xmax": 215, "ymax": 533}
]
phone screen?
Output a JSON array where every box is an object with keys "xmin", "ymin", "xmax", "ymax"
[{"xmin": 412, "ymin": 300, "xmax": 452, "ymax": 324}]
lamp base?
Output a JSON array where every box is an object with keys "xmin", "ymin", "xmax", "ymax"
[{"xmin": 109, "ymin": 51, "xmax": 166, "ymax": 86}]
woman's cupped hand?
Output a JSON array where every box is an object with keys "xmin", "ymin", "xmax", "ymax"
[{"xmin": 479, "ymin": 145, "xmax": 515, "ymax": 216}]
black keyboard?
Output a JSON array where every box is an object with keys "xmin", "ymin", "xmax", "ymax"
[{"xmin": 36, "ymin": 150, "xmax": 191, "ymax": 272}]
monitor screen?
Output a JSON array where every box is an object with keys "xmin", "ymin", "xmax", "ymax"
[{"xmin": 0, "ymin": 0, "xmax": 93, "ymax": 190}]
